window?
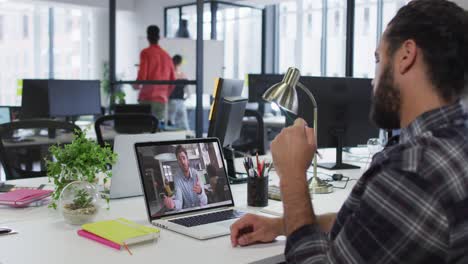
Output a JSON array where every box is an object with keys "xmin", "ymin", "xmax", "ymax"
[
  {"xmin": 0, "ymin": 15, "xmax": 4, "ymax": 41},
  {"xmin": 23, "ymin": 15, "xmax": 28, "ymax": 39},
  {"xmin": 326, "ymin": 0, "xmax": 346, "ymax": 77},
  {"xmin": 0, "ymin": 3, "xmax": 48, "ymax": 105},
  {"xmin": 353, "ymin": 0, "xmax": 408, "ymax": 78},
  {"xmin": 278, "ymin": 1, "xmax": 297, "ymax": 74},
  {"xmin": 278, "ymin": 0, "xmax": 346, "ymax": 77},
  {"xmin": 353, "ymin": 0, "xmax": 377, "ymax": 78},
  {"xmin": 302, "ymin": 0, "xmax": 322, "ymax": 76},
  {"xmin": 54, "ymin": 7, "xmax": 98, "ymax": 79},
  {"xmin": 363, "ymin": 7, "xmax": 370, "ymax": 35},
  {"xmin": 217, "ymin": 5, "xmax": 262, "ymax": 79},
  {"xmin": 180, "ymin": 3, "xmax": 212, "ymax": 40},
  {"xmin": 165, "ymin": 2, "xmax": 262, "ymax": 80},
  {"xmin": 166, "ymin": 8, "xmax": 179, "ymax": 38},
  {"xmin": 0, "ymin": 2, "xmax": 99, "ymax": 106}
]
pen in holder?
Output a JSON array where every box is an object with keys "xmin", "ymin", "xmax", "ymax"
[
  {"xmin": 244, "ymin": 154, "xmax": 271, "ymax": 207},
  {"xmin": 247, "ymin": 175, "xmax": 269, "ymax": 207}
]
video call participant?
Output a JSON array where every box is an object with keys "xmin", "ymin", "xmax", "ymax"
[{"xmin": 164, "ymin": 145, "xmax": 207, "ymax": 210}]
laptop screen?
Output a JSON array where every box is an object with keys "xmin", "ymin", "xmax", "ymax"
[{"xmin": 135, "ymin": 138, "xmax": 234, "ymax": 220}]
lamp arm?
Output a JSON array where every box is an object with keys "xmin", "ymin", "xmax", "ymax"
[
  {"xmin": 297, "ymin": 82, "xmax": 317, "ymax": 109},
  {"xmin": 297, "ymin": 82, "xmax": 318, "ymax": 131},
  {"xmin": 297, "ymin": 82, "xmax": 318, "ymax": 192}
]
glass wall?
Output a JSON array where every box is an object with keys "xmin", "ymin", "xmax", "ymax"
[
  {"xmin": 326, "ymin": 0, "xmax": 346, "ymax": 77},
  {"xmin": 217, "ymin": 4, "xmax": 262, "ymax": 79},
  {"xmin": 0, "ymin": 1, "xmax": 102, "ymax": 106},
  {"xmin": 164, "ymin": 2, "xmax": 262, "ymax": 80},
  {"xmin": 353, "ymin": 0, "xmax": 378, "ymax": 78},
  {"xmin": 0, "ymin": 2, "xmax": 49, "ymax": 105},
  {"xmin": 53, "ymin": 7, "xmax": 95, "ymax": 79},
  {"xmin": 353, "ymin": 0, "xmax": 408, "ymax": 78},
  {"xmin": 278, "ymin": 0, "xmax": 409, "ymax": 78},
  {"xmin": 278, "ymin": 0, "xmax": 346, "ymax": 77}
]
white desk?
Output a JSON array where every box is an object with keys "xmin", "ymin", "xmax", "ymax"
[{"xmin": 0, "ymin": 149, "xmax": 369, "ymax": 264}]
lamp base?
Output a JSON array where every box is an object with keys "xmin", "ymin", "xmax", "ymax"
[
  {"xmin": 317, "ymin": 162, "xmax": 360, "ymax": 170},
  {"xmin": 309, "ymin": 177, "xmax": 333, "ymax": 194}
]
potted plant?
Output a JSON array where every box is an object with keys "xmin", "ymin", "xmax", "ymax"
[
  {"xmin": 59, "ymin": 181, "xmax": 100, "ymax": 225},
  {"xmin": 46, "ymin": 130, "xmax": 117, "ymax": 211}
]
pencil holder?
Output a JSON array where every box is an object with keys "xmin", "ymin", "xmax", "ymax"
[{"xmin": 247, "ymin": 176, "xmax": 269, "ymax": 207}]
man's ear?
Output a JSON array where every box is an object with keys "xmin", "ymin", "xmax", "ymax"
[{"xmin": 397, "ymin": 39, "xmax": 417, "ymax": 74}]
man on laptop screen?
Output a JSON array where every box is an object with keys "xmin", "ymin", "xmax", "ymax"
[
  {"xmin": 163, "ymin": 145, "xmax": 208, "ymax": 210},
  {"xmin": 137, "ymin": 141, "xmax": 233, "ymax": 218}
]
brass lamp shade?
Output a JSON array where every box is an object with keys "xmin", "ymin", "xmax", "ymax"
[{"xmin": 262, "ymin": 67, "xmax": 301, "ymax": 114}]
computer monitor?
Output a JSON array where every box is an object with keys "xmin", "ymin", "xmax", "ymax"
[
  {"xmin": 48, "ymin": 80, "xmax": 101, "ymax": 117},
  {"xmin": 0, "ymin": 106, "xmax": 11, "ymax": 124},
  {"xmin": 298, "ymin": 76, "xmax": 379, "ymax": 169},
  {"xmin": 248, "ymin": 74, "xmax": 379, "ymax": 170},
  {"xmin": 114, "ymin": 104, "xmax": 151, "ymax": 114},
  {"xmin": 210, "ymin": 97, "xmax": 247, "ymax": 148},
  {"xmin": 248, "ymin": 74, "xmax": 282, "ymax": 103},
  {"xmin": 113, "ymin": 104, "xmax": 153, "ymax": 133},
  {"xmin": 21, "ymin": 79, "xmax": 50, "ymax": 119},
  {"xmin": 208, "ymin": 78, "xmax": 244, "ymax": 137}
]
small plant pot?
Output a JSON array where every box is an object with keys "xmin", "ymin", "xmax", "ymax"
[{"xmin": 59, "ymin": 181, "xmax": 100, "ymax": 225}]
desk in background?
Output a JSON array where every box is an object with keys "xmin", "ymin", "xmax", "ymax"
[{"xmin": 0, "ymin": 149, "xmax": 369, "ymax": 264}]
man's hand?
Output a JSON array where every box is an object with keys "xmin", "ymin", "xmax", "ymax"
[
  {"xmin": 271, "ymin": 118, "xmax": 316, "ymax": 183},
  {"xmin": 163, "ymin": 196, "xmax": 175, "ymax": 209},
  {"xmin": 271, "ymin": 118, "xmax": 317, "ymax": 236},
  {"xmin": 193, "ymin": 176, "xmax": 202, "ymax": 195},
  {"xmin": 230, "ymin": 214, "xmax": 284, "ymax": 247}
]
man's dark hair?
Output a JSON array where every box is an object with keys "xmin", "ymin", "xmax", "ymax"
[
  {"xmin": 173, "ymin": 55, "xmax": 183, "ymax": 66},
  {"xmin": 385, "ymin": 0, "xmax": 468, "ymax": 100},
  {"xmin": 206, "ymin": 164, "xmax": 217, "ymax": 178},
  {"xmin": 175, "ymin": 145, "xmax": 188, "ymax": 158},
  {"xmin": 147, "ymin": 25, "xmax": 160, "ymax": 44}
]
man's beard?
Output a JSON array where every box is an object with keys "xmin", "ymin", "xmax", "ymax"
[{"xmin": 369, "ymin": 64, "xmax": 401, "ymax": 129}]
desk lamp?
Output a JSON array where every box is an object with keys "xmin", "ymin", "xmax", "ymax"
[{"xmin": 262, "ymin": 67, "xmax": 333, "ymax": 194}]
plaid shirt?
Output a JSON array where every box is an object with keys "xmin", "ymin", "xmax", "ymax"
[{"xmin": 285, "ymin": 102, "xmax": 468, "ymax": 263}]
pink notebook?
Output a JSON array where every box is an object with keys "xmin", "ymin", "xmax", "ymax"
[
  {"xmin": 77, "ymin": 230, "xmax": 121, "ymax": 250},
  {"xmin": 0, "ymin": 189, "xmax": 52, "ymax": 207}
]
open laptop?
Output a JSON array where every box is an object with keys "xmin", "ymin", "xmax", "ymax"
[
  {"xmin": 110, "ymin": 132, "xmax": 186, "ymax": 199},
  {"xmin": 135, "ymin": 138, "xmax": 245, "ymax": 240}
]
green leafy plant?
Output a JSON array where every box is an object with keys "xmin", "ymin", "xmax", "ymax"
[
  {"xmin": 69, "ymin": 189, "xmax": 93, "ymax": 210},
  {"xmin": 46, "ymin": 130, "xmax": 117, "ymax": 209},
  {"xmin": 114, "ymin": 91, "xmax": 126, "ymax": 105}
]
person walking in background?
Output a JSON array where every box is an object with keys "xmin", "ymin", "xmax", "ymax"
[
  {"xmin": 134, "ymin": 25, "xmax": 175, "ymax": 123},
  {"xmin": 168, "ymin": 54, "xmax": 189, "ymax": 130}
]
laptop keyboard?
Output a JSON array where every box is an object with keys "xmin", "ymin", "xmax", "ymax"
[{"xmin": 169, "ymin": 209, "xmax": 245, "ymax": 227}]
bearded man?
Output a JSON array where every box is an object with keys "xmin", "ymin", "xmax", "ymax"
[{"xmin": 230, "ymin": 0, "xmax": 468, "ymax": 263}]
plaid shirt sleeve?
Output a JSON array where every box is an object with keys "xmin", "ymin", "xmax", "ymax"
[{"xmin": 285, "ymin": 155, "xmax": 449, "ymax": 263}]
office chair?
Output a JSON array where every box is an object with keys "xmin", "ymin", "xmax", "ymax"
[
  {"xmin": 94, "ymin": 113, "xmax": 159, "ymax": 148},
  {"xmin": 0, "ymin": 119, "xmax": 81, "ymax": 180},
  {"xmin": 232, "ymin": 109, "xmax": 266, "ymax": 155}
]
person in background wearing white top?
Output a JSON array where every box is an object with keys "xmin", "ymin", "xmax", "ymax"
[{"xmin": 168, "ymin": 55, "xmax": 190, "ymax": 130}]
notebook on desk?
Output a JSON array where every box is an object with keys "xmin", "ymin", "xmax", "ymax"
[
  {"xmin": 81, "ymin": 218, "xmax": 160, "ymax": 246},
  {"xmin": 0, "ymin": 189, "xmax": 52, "ymax": 207},
  {"xmin": 135, "ymin": 138, "xmax": 246, "ymax": 240}
]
